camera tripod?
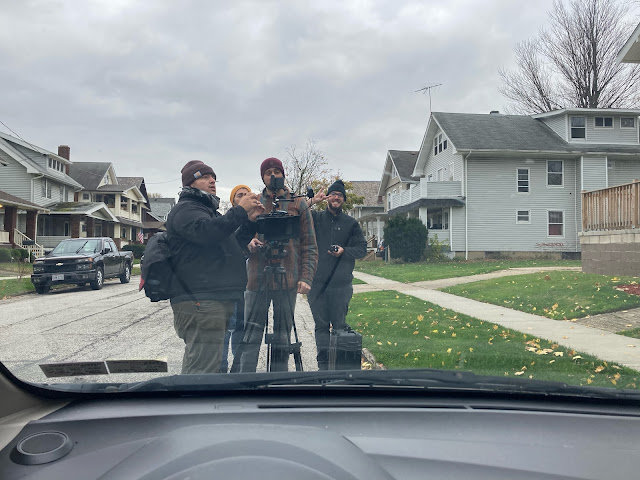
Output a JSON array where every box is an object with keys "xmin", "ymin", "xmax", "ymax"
[{"xmin": 230, "ymin": 241, "xmax": 303, "ymax": 373}]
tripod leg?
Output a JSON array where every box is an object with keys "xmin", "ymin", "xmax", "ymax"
[
  {"xmin": 281, "ymin": 270, "xmax": 304, "ymax": 372},
  {"xmin": 230, "ymin": 273, "xmax": 270, "ymax": 373}
]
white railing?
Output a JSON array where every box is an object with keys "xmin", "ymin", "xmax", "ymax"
[
  {"xmin": 14, "ymin": 229, "xmax": 45, "ymax": 259},
  {"xmin": 389, "ymin": 180, "xmax": 463, "ymax": 211},
  {"xmin": 0, "ymin": 230, "xmax": 9, "ymax": 243}
]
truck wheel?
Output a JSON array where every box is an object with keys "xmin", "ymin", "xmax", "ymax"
[
  {"xmin": 35, "ymin": 285, "xmax": 50, "ymax": 294},
  {"xmin": 120, "ymin": 264, "xmax": 131, "ymax": 284},
  {"xmin": 90, "ymin": 267, "xmax": 104, "ymax": 290}
]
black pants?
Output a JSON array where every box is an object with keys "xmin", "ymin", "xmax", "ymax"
[{"xmin": 308, "ymin": 286, "xmax": 353, "ymax": 370}]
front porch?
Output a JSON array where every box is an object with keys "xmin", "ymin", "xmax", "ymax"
[{"xmin": 580, "ymin": 180, "xmax": 640, "ymax": 275}]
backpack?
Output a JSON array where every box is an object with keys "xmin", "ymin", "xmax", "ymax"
[{"xmin": 140, "ymin": 232, "xmax": 174, "ymax": 302}]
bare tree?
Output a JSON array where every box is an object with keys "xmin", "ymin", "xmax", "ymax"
[
  {"xmin": 283, "ymin": 139, "xmax": 333, "ymax": 195},
  {"xmin": 148, "ymin": 192, "xmax": 164, "ymax": 198},
  {"xmin": 500, "ymin": 0, "xmax": 640, "ymax": 113}
]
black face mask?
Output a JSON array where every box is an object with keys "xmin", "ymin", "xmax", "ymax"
[{"xmin": 181, "ymin": 186, "xmax": 220, "ymax": 210}]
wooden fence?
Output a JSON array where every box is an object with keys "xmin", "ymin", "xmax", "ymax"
[{"xmin": 582, "ymin": 180, "xmax": 640, "ymax": 232}]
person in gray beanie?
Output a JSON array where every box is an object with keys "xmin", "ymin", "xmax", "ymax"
[{"xmin": 165, "ymin": 160, "xmax": 264, "ymax": 374}]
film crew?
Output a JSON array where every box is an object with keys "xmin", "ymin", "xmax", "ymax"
[
  {"xmin": 239, "ymin": 157, "xmax": 318, "ymax": 372},
  {"xmin": 307, "ymin": 179, "xmax": 367, "ymax": 370},
  {"xmin": 219, "ymin": 184, "xmax": 252, "ymax": 373},
  {"xmin": 166, "ymin": 161, "xmax": 264, "ymax": 374}
]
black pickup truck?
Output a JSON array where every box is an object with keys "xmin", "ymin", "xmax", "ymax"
[{"xmin": 31, "ymin": 237, "xmax": 134, "ymax": 294}]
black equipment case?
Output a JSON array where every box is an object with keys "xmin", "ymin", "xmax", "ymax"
[{"xmin": 329, "ymin": 327, "xmax": 362, "ymax": 370}]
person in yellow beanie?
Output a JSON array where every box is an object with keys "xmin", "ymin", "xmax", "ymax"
[{"xmin": 220, "ymin": 184, "xmax": 253, "ymax": 372}]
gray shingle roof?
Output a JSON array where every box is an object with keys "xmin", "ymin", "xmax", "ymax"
[
  {"xmin": 432, "ymin": 113, "xmax": 569, "ymax": 152},
  {"xmin": 432, "ymin": 112, "xmax": 640, "ymax": 155},
  {"xmin": 117, "ymin": 177, "xmax": 143, "ymax": 188},
  {"xmin": 68, "ymin": 162, "xmax": 112, "ymax": 190},
  {"xmin": 0, "ymin": 190, "xmax": 44, "ymax": 210},
  {"xmin": 149, "ymin": 197, "xmax": 176, "ymax": 218},
  {"xmin": 349, "ymin": 181, "xmax": 382, "ymax": 206},
  {"xmin": 388, "ymin": 151, "xmax": 419, "ymax": 181},
  {"xmin": 97, "ymin": 184, "xmax": 129, "ymax": 192}
]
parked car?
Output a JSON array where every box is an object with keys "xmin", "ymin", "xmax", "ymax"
[{"xmin": 30, "ymin": 237, "xmax": 134, "ymax": 294}]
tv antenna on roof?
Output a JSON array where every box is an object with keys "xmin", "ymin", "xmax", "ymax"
[{"xmin": 415, "ymin": 83, "xmax": 442, "ymax": 113}]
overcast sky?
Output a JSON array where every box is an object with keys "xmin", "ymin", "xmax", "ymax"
[{"xmin": 2, "ymin": 0, "xmax": 632, "ymax": 201}]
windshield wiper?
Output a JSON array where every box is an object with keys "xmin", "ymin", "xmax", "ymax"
[
  {"xmin": 75, "ymin": 369, "xmax": 640, "ymax": 400},
  {"xmin": 74, "ymin": 241, "xmax": 89, "ymax": 254}
]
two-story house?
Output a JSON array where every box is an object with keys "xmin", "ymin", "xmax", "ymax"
[
  {"xmin": 0, "ymin": 134, "xmax": 96, "ymax": 255},
  {"xmin": 68, "ymin": 163, "xmax": 149, "ymax": 248},
  {"xmin": 389, "ymin": 109, "xmax": 640, "ymax": 259},
  {"xmin": 346, "ymin": 181, "xmax": 385, "ymax": 246}
]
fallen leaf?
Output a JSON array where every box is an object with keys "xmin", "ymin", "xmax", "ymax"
[
  {"xmin": 595, "ymin": 365, "xmax": 605, "ymax": 373},
  {"xmin": 376, "ymin": 341, "xmax": 382, "ymax": 345},
  {"xmin": 514, "ymin": 371, "xmax": 525, "ymax": 376},
  {"xmin": 553, "ymin": 351, "xmax": 564, "ymax": 357},
  {"xmin": 573, "ymin": 355, "xmax": 583, "ymax": 360},
  {"xmin": 446, "ymin": 348, "xmax": 452, "ymax": 354},
  {"xmin": 614, "ymin": 373, "xmax": 621, "ymax": 381},
  {"xmin": 587, "ymin": 378, "xmax": 593, "ymax": 384},
  {"xmin": 413, "ymin": 331, "xmax": 419, "ymax": 335}
]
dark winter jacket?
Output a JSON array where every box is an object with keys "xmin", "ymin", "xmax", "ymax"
[
  {"xmin": 166, "ymin": 187, "xmax": 255, "ymax": 303},
  {"xmin": 309, "ymin": 208, "xmax": 366, "ymax": 297}
]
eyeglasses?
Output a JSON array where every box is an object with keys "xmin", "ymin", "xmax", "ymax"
[{"xmin": 327, "ymin": 192, "xmax": 344, "ymax": 199}]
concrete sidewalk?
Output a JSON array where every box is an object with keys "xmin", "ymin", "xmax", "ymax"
[{"xmin": 353, "ymin": 268, "xmax": 640, "ymax": 371}]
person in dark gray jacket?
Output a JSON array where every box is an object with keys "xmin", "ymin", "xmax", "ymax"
[
  {"xmin": 165, "ymin": 160, "xmax": 263, "ymax": 374},
  {"xmin": 307, "ymin": 179, "xmax": 367, "ymax": 370}
]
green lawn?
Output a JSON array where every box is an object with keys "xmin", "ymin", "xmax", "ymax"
[
  {"xmin": 354, "ymin": 259, "xmax": 581, "ymax": 283},
  {"xmin": 619, "ymin": 328, "xmax": 640, "ymax": 339},
  {"xmin": 0, "ymin": 278, "xmax": 35, "ymax": 298},
  {"xmin": 348, "ymin": 291, "xmax": 638, "ymax": 389},
  {"xmin": 0, "ymin": 262, "xmax": 33, "ymax": 277},
  {"xmin": 353, "ymin": 277, "xmax": 366, "ymax": 285},
  {"xmin": 443, "ymin": 271, "xmax": 640, "ymax": 320}
]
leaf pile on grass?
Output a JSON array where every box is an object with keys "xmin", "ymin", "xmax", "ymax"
[
  {"xmin": 442, "ymin": 272, "xmax": 640, "ymax": 320},
  {"xmin": 347, "ymin": 291, "xmax": 638, "ymax": 389},
  {"xmin": 354, "ymin": 259, "xmax": 580, "ymax": 283}
]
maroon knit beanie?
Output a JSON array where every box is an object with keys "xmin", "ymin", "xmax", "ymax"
[
  {"xmin": 260, "ymin": 157, "xmax": 285, "ymax": 179},
  {"xmin": 181, "ymin": 160, "xmax": 216, "ymax": 187}
]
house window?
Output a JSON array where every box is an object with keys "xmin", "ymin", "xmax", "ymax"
[
  {"xmin": 59, "ymin": 185, "xmax": 63, "ymax": 199},
  {"xmin": 392, "ymin": 166, "xmax": 398, "ymax": 178},
  {"xmin": 48, "ymin": 158, "xmax": 52, "ymax": 168},
  {"xmin": 437, "ymin": 168, "xmax": 443, "ymax": 181},
  {"xmin": 516, "ymin": 210, "xmax": 531, "ymax": 224},
  {"xmin": 570, "ymin": 116, "xmax": 586, "ymax": 139},
  {"xmin": 95, "ymin": 194, "xmax": 103, "ymax": 202},
  {"xmin": 81, "ymin": 223, "xmax": 87, "ymax": 233},
  {"xmin": 103, "ymin": 174, "xmax": 110, "ymax": 185},
  {"xmin": 548, "ymin": 211, "xmax": 564, "ymax": 237},
  {"xmin": 121, "ymin": 227, "xmax": 127, "ymax": 239},
  {"xmin": 547, "ymin": 160, "xmax": 563, "ymax": 187},
  {"xmin": 433, "ymin": 134, "xmax": 447, "ymax": 155},
  {"xmin": 517, "ymin": 168, "xmax": 530, "ymax": 193},
  {"xmin": 132, "ymin": 204, "xmax": 138, "ymax": 214},
  {"xmin": 82, "ymin": 193, "xmax": 90, "ymax": 200},
  {"xmin": 64, "ymin": 222, "xmax": 70, "ymax": 237},
  {"xmin": 95, "ymin": 223, "xmax": 103, "ymax": 236},
  {"xmin": 448, "ymin": 163, "xmax": 454, "ymax": 181},
  {"xmin": 595, "ymin": 117, "xmax": 613, "ymax": 128},
  {"xmin": 621, "ymin": 117, "xmax": 636, "ymax": 128},
  {"xmin": 42, "ymin": 179, "xmax": 52, "ymax": 199}
]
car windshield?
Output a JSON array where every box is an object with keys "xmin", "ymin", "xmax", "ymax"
[
  {"xmin": 50, "ymin": 239, "xmax": 101, "ymax": 256},
  {"xmin": 2, "ymin": 1, "xmax": 640, "ymax": 402}
]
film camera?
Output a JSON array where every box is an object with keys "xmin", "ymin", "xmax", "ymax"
[
  {"xmin": 329, "ymin": 245, "xmax": 340, "ymax": 253},
  {"xmin": 255, "ymin": 175, "xmax": 313, "ymax": 243}
]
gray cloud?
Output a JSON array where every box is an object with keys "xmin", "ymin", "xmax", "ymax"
[{"xmin": 0, "ymin": 0, "xmax": 557, "ymax": 197}]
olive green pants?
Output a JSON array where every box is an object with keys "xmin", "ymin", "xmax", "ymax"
[{"xmin": 171, "ymin": 300, "xmax": 235, "ymax": 374}]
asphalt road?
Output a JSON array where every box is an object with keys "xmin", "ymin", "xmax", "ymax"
[{"xmin": 0, "ymin": 275, "xmax": 319, "ymax": 386}]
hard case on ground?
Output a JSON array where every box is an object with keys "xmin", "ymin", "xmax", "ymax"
[{"xmin": 329, "ymin": 327, "xmax": 362, "ymax": 370}]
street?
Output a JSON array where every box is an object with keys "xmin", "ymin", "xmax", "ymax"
[{"xmin": 0, "ymin": 275, "xmax": 319, "ymax": 385}]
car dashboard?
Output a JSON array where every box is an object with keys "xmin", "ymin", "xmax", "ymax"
[{"xmin": 1, "ymin": 391, "xmax": 639, "ymax": 480}]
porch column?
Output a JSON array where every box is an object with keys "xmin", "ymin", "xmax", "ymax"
[
  {"xmin": 26, "ymin": 211, "xmax": 37, "ymax": 240},
  {"xmin": 5, "ymin": 206, "xmax": 17, "ymax": 245},
  {"xmin": 70, "ymin": 215, "xmax": 81, "ymax": 238},
  {"xmin": 86, "ymin": 217, "xmax": 95, "ymax": 237}
]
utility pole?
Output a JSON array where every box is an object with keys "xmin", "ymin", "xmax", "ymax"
[{"xmin": 415, "ymin": 83, "xmax": 442, "ymax": 113}]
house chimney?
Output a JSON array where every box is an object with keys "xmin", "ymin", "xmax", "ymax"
[
  {"xmin": 58, "ymin": 145, "xmax": 70, "ymax": 174},
  {"xmin": 58, "ymin": 145, "xmax": 70, "ymax": 160},
  {"xmin": 489, "ymin": 110, "xmax": 500, "ymax": 115}
]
